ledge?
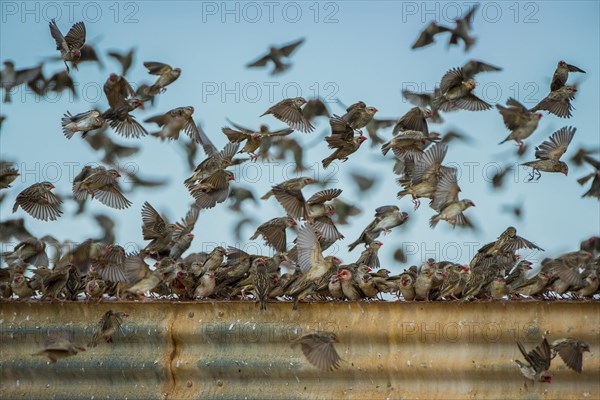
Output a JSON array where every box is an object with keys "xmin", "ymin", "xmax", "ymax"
[{"xmin": 0, "ymin": 301, "xmax": 598, "ymax": 399}]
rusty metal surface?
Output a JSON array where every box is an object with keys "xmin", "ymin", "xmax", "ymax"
[{"xmin": 0, "ymin": 301, "xmax": 598, "ymax": 399}]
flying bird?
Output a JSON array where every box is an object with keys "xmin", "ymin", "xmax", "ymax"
[
  {"xmin": 246, "ymin": 38, "xmax": 305, "ymax": 75},
  {"xmin": 13, "ymin": 182, "xmax": 63, "ymax": 221},
  {"xmin": 49, "ymin": 19, "xmax": 86, "ymax": 72},
  {"xmin": 434, "ymin": 67, "xmax": 491, "ymax": 112},
  {"xmin": 515, "ymin": 338, "xmax": 552, "ymax": 383},
  {"xmin": 291, "ymin": 332, "xmax": 342, "ymax": 371},
  {"xmin": 551, "ymin": 60, "xmax": 586, "ymax": 91},
  {"xmin": 522, "ymin": 126, "xmax": 575, "ymax": 180},
  {"xmin": 143, "ymin": 61, "xmax": 181, "ymax": 95},
  {"xmin": 260, "ymin": 97, "xmax": 315, "ymax": 133},
  {"xmin": 411, "ymin": 22, "xmax": 451, "ymax": 49}
]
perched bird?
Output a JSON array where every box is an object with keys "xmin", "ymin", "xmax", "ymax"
[
  {"xmin": 434, "ymin": 67, "xmax": 491, "ymax": 112},
  {"xmin": 49, "ymin": 19, "xmax": 86, "ymax": 72},
  {"xmin": 246, "ymin": 38, "xmax": 304, "ymax": 75},
  {"xmin": 222, "ymin": 123, "xmax": 293, "ymax": 161},
  {"xmin": 72, "ymin": 166, "xmax": 132, "ymax": 209},
  {"xmin": 515, "ymin": 338, "xmax": 552, "ymax": 383},
  {"xmin": 531, "ymin": 86, "xmax": 577, "ymax": 118},
  {"xmin": 33, "ymin": 331, "xmax": 86, "ymax": 363},
  {"xmin": 89, "ymin": 310, "xmax": 128, "ymax": 347},
  {"xmin": 497, "ymin": 98, "xmax": 543, "ymax": 148},
  {"xmin": 348, "ymin": 206, "xmax": 409, "ymax": 251},
  {"xmin": 251, "ymin": 258, "xmax": 269, "ymax": 310},
  {"xmin": 260, "ymin": 97, "xmax": 314, "ymax": 133},
  {"xmin": 1, "ymin": 61, "xmax": 44, "ymax": 103},
  {"xmin": 412, "ymin": 22, "xmax": 451, "ymax": 49},
  {"xmin": 13, "ymin": 182, "xmax": 63, "ymax": 221},
  {"xmin": 402, "ymin": 88, "xmax": 444, "ymax": 123},
  {"xmin": 250, "ymin": 217, "xmax": 296, "ymax": 253},
  {"xmin": 144, "ymin": 61, "xmax": 181, "ymax": 95},
  {"xmin": 291, "ymin": 332, "xmax": 342, "ymax": 371},
  {"xmin": 429, "ymin": 168, "xmax": 475, "ymax": 228},
  {"xmin": 392, "ymin": 107, "xmax": 431, "ymax": 136},
  {"xmin": 522, "ymin": 126, "xmax": 575, "ymax": 180},
  {"xmin": 145, "ymin": 106, "xmax": 201, "ymax": 142},
  {"xmin": 322, "ymin": 116, "xmax": 367, "ymax": 168},
  {"xmin": 448, "ymin": 5, "xmax": 478, "ymax": 51},
  {"xmin": 61, "ymin": 110, "xmax": 105, "ymax": 139},
  {"xmin": 550, "ymin": 61, "xmax": 586, "ymax": 91},
  {"xmin": 341, "ymin": 101, "xmax": 378, "ymax": 133},
  {"xmin": 551, "ymin": 338, "xmax": 590, "ymax": 373},
  {"xmin": 107, "ymin": 48, "xmax": 135, "ymax": 76}
]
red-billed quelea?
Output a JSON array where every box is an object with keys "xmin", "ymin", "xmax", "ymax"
[
  {"xmin": 341, "ymin": 101, "xmax": 378, "ymax": 134},
  {"xmin": 291, "ymin": 332, "xmax": 342, "ymax": 371},
  {"xmin": 429, "ymin": 168, "xmax": 475, "ymax": 229},
  {"xmin": 322, "ymin": 115, "xmax": 367, "ymax": 168},
  {"xmin": 0, "ymin": 167, "xmax": 19, "ymax": 189},
  {"xmin": 261, "ymin": 177, "xmax": 316, "ymax": 200},
  {"xmin": 515, "ymin": 338, "xmax": 552, "ymax": 383},
  {"xmin": 260, "ymin": 97, "xmax": 314, "ymax": 133},
  {"xmin": 522, "ymin": 126, "xmax": 575, "ymax": 181},
  {"xmin": 247, "ymin": 38, "xmax": 304, "ymax": 75},
  {"xmin": 348, "ymin": 206, "xmax": 409, "ymax": 251},
  {"xmin": 49, "ymin": 19, "xmax": 86, "ymax": 73},
  {"xmin": 13, "ymin": 182, "xmax": 63, "ymax": 221},
  {"xmin": 144, "ymin": 61, "xmax": 181, "ymax": 95},
  {"xmin": 191, "ymin": 170, "xmax": 235, "ymax": 210},
  {"xmin": 497, "ymin": 98, "xmax": 542, "ymax": 149},
  {"xmin": 145, "ymin": 106, "xmax": 201, "ymax": 143},
  {"xmin": 141, "ymin": 202, "xmax": 179, "ymax": 258},
  {"xmin": 412, "ymin": 22, "xmax": 451, "ymax": 49},
  {"xmin": 393, "ymin": 107, "xmax": 431, "ymax": 136},
  {"xmin": 402, "ymin": 88, "xmax": 444, "ymax": 123},
  {"xmin": 531, "ymin": 86, "xmax": 577, "ymax": 118},
  {"xmin": 223, "ymin": 122, "xmax": 293, "ymax": 161},
  {"xmin": 72, "ymin": 166, "xmax": 132, "ymax": 210},
  {"xmin": 551, "ymin": 338, "xmax": 590, "ymax": 373},
  {"xmin": 34, "ymin": 331, "xmax": 86, "ymax": 363},
  {"xmin": 551, "ymin": 61, "xmax": 585, "ymax": 91},
  {"xmin": 89, "ymin": 310, "xmax": 128, "ymax": 347},
  {"xmin": 62, "ymin": 110, "xmax": 105, "ymax": 139},
  {"xmin": 448, "ymin": 5, "xmax": 478, "ymax": 51},
  {"xmin": 101, "ymin": 73, "xmax": 147, "ymax": 138},
  {"xmin": 434, "ymin": 67, "xmax": 491, "ymax": 112}
]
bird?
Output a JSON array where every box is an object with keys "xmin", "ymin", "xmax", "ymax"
[
  {"xmin": 411, "ymin": 22, "xmax": 451, "ymax": 49},
  {"xmin": 246, "ymin": 38, "xmax": 304, "ymax": 75},
  {"xmin": 429, "ymin": 168, "xmax": 475, "ymax": 229},
  {"xmin": 515, "ymin": 338, "xmax": 552, "ymax": 383},
  {"xmin": 0, "ymin": 61, "xmax": 44, "ymax": 103},
  {"xmin": 302, "ymin": 98, "xmax": 331, "ymax": 121},
  {"xmin": 355, "ymin": 241, "xmax": 383, "ymax": 270},
  {"xmin": 578, "ymin": 156, "xmax": 600, "ymax": 199},
  {"xmin": 140, "ymin": 202, "xmax": 178, "ymax": 258},
  {"xmin": 381, "ymin": 130, "xmax": 436, "ymax": 157},
  {"xmin": 88, "ymin": 310, "xmax": 128, "ymax": 347},
  {"xmin": 260, "ymin": 97, "xmax": 314, "ymax": 133},
  {"xmin": 392, "ymin": 107, "xmax": 431, "ymax": 136},
  {"xmin": 145, "ymin": 106, "xmax": 201, "ymax": 142},
  {"xmin": 497, "ymin": 98, "xmax": 543, "ymax": 149},
  {"xmin": 101, "ymin": 74, "xmax": 147, "ymax": 138},
  {"xmin": 522, "ymin": 126, "xmax": 575, "ymax": 181},
  {"xmin": 261, "ymin": 177, "xmax": 316, "ymax": 200},
  {"xmin": 550, "ymin": 61, "xmax": 586, "ymax": 91},
  {"xmin": 322, "ymin": 115, "xmax": 367, "ymax": 168},
  {"xmin": 61, "ymin": 110, "xmax": 105, "ymax": 139},
  {"xmin": 434, "ymin": 67, "xmax": 491, "ymax": 112},
  {"xmin": 290, "ymin": 332, "xmax": 342, "ymax": 371},
  {"xmin": 550, "ymin": 338, "xmax": 590, "ymax": 373},
  {"xmin": 48, "ymin": 19, "xmax": 86, "ymax": 72},
  {"xmin": 144, "ymin": 61, "xmax": 181, "ymax": 95},
  {"xmin": 531, "ymin": 86, "xmax": 577, "ymax": 118},
  {"xmin": 461, "ymin": 60, "xmax": 502, "ymax": 79},
  {"xmin": 250, "ymin": 217, "xmax": 296, "ymax": 253},
  {"xmin": 107, "ymin": 48, "xmax": 135, "ymax": 76},
  {"xmin": 402, "ymin": 88, "xmax": 444, "ymax": 123},
  {"xmin": 190, "ymin": 169, "xmax": 235, "ymax": 210},
  {"xmin": 13, "ymin": 182, "xmax": 63, "ymax": 221},
  {"xmin": 33, "ymin": 331, "xmax": 86, "ymax": 363},
  {"xmin": 251, "ymin": 258, "xmax": 269, "ymax": 310},
  {"xmin": 72, "ymin": 166, "xmax": 132, "ymax": 209},
  {"xmin": 340, "ymin": 101, "xmax": 378, "ymax": 134},
  {"xmin": 0, "ymin": 166, "xmax": 19, "ymax": 189},
  {"xmin": 448, "ymin": 5, "xmax": 478, "ymax": 51},
  {"xmin": 222, "ymin": 123, "xmax": 293, "ymax": 161},
  {"xmin": 348, "ymin": 206, "xmax": 409, "ymax": 251}
]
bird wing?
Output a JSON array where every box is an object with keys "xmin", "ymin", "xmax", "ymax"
[
  {"xmin": 306, "ymin": 188, "xmax": 343, "ymax": 205},
  {"xmin": 535, "ymin": 126, "xmax": 575, "ymax": 161},
  {"xmin": 267, "ymin": 101, "xmax": 315, "ymax": 133},
  {"xmin": 222, "ymin": 127, "xmax": 250, "ymax": 143},
  {"xmin": 279, "ymin": 38, "xmax": 305, "ymax": 57},
  {"xmin": 94, "ymin": 185, "xmax": 132, "ymax": 210},
  {"xmin": 454, "ymin": 93, "xmax": 492, "ymax": 111},
  {"xmin": 64, "ymin": 21, "xmax": 86, "ymax": 50},
  {"xmin": 49, "ymin": 19, "xmax": 68, "ymax": 52},
  {"xmin": 141, "ymin": 202, "xmax": 167, "ymax": 239},
  {"xmin": 553, "ymin": 340, "xmax": 584, "ymax": 373},
  {"xmin": 272, "ymin": 186, "xmax": 307, "ymax": 220},
  {"xmin": 144, "ymin": 61, "xmax": 172, "ymax": 75},
  {"xmin": 439, "ymin": 68, "xmax": 465, "ymax": 93},
  {"xmin": 246, "ymin": 54, "xmax": 272, "ymax": 68},
  {"xmin": 296, "ymin": 224, "xmax": 324, "ymax": 273},
  {"xmin": 394, "ymin": 107, "xmax": 429, "ymax": 135},
  {"xmin": 430, "ymin": 167, "xmax": 460, "ymax": 211}
]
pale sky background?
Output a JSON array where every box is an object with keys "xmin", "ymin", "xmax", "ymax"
[{"xmin": 1, "ymin": 1, "xmax": 599, "ymax": 273}]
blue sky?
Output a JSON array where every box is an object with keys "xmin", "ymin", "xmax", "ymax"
[{"xmin": 1, "ymin": 1, "xmax": 599, "ymax": 272}]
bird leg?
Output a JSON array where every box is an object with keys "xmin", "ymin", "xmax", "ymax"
[
  {"xmin": 249, "ymin": 153, "xmax": 258, "ymax": 162},
  {"xmin": 64, "ymin": 61, "xmax": 70, "ymax": 74},
  {"xmin": 412, "ymin": 197, "xmax": 421, "ymax": 210},
  {"xmin": 159, "ymin": 87, "xmax": 167, "ymax": 94}
]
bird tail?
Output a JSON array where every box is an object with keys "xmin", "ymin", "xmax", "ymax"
[
  {"xmin": 381, "ymin": 142, "xmax": 391, "ymax": 156},
  {"xmin": 3, "ymin": 89, "xmax": 11, "ymax": 103},
  {"xmin": 147, "ymin": 85, "xmax": 161, "ymax": 96},
  {"xmin": 429, "ymin": 214, "xmax": 440, "ymax": 229},
  {"xmin": 61, "ymin": 112, "xmax": 76, "ymax": 139},
  {"xmin": 348, "ymin": 237, "xmax": 362, "ymax": 252},
  {"xmin": 498, "ymin": 136, "xmax": 511, "ymax": 145},
  {"xmin": 397, "ymin": 189, "xmax": 409, "ymax": 199},
  {"xmin": 322, "ymin": 156, "xmax": 335, "ymax": 169}
]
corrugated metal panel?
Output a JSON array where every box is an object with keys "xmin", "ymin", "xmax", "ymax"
[{"xmin": 0, "ymin": 302, "xmax": 598, "ymax": 399}]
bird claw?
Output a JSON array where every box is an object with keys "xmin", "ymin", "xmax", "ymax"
[
  {"xmin": 412, "ymin": 198, "xmax": 421, "ymax": 210},
  {"xmin": 159, "ymin": 87, "xmax": 167, "ymax": 94}
]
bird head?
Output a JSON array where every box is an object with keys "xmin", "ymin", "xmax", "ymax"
[
  {"xmin": 42, "ymin": 182, "xmax": 56, "ymax": 190},
  {"xmin": 558, "ymin": 60, "xmax": 566, "ymax": 66},
  {"xmin": 174, "ymin": 68, "xmax": 182, "ymax": 75},
  {"xmin": 541, "ymin": 373, "xmax": 552, "ymax": 383},
  {"xmin": 536, "ymin": 113, "xmax": 543, "ymax": 119},
  {"xmin": 251, "ymin": 133, "xmax": 259, "ymax": 140},
  {"xmin": 73, "ymin": 50, "xmax": 81, "ymax": 58}
]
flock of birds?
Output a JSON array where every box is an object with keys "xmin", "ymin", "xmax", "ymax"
[
  {"xmin": 1, "ymin": 8, "xmax": 599, "ymax": 307},
  {"xmin": 0, "ymin": 5, "xmax": 597, "ymax": 384}
]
